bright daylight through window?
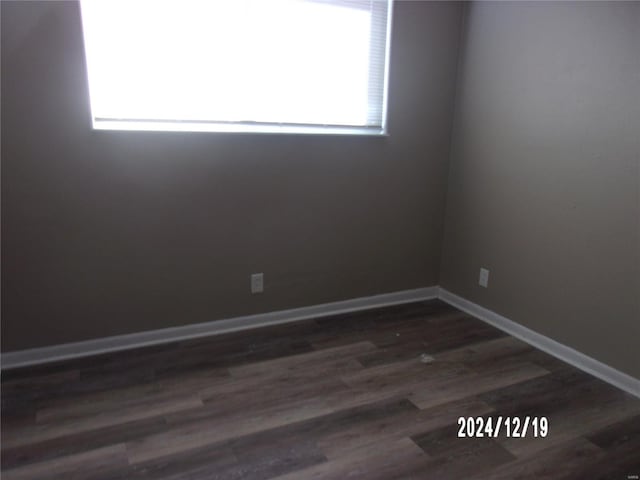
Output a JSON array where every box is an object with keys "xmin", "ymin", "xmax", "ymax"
[{"xmin": 80, "ymin": 0, "xmax": 392, "ymax": 134}]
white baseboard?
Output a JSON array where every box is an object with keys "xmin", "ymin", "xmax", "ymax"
[
  {"xmin": 438, "ymin": 288, "xmax": 640, "ymax": 399},
  {"xmin": 1, "ymin": 286, "xmax": 439, "ymax": 370},
  {"xmin": 3, "ymin": 285, "xmax": 638, "ymax": 400}
]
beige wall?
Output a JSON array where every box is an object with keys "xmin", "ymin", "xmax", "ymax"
[
  {"xmin": 4, "ymin": 0, "xmax": 638, "ymax": 381},
  {"xmin": 440, "ymin": 2, "xmax": 640, "ymax": 378},
  {"xmin": 1, "ymin": 1, "xmax": 464, "ymax": 350}
]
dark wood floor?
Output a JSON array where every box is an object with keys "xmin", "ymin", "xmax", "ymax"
[{"xmin": 1, "ymin": 300, "xmax": 639, "ymax": 479}]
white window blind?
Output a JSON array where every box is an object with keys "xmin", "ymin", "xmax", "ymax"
[{"xmin": 80, "ymin": 0, "xmax": 392, "ymax": 134}]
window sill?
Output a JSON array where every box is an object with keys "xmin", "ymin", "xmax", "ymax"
[{"xmin": 92, "ymin": 120, "xmax": 387, "ymax": 136}]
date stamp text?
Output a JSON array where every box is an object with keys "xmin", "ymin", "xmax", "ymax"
[{"xmin": 457, "ymin": 416, "xmax": 549, "ymax": 438}]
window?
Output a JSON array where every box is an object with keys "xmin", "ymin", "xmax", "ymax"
[{"xmin": 80, "ymin": 0, "xmax": 392, "ymax": 135}]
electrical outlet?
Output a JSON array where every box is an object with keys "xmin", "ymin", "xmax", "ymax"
[
  {"xmin": 250, "ymin": 273, "xmax": 264, "ymax": 294},
  {"xmin": 479, "ymin": 268, "xmax": 489, "ymax": 288}
]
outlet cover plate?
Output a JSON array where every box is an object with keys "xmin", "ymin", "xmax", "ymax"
[
  {"xmin": 479, "ymin": 268, "xmax": 489, "ymax": 288},
  {"xmin": 251, "ymin": 273, "xmax": 264, "ymax": 294}
]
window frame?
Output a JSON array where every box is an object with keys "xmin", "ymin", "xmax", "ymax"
[{"xmin": 80, "ymin": 0, "xmax": 394, "ymax": 136}]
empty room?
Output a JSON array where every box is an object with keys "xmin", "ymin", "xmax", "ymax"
[{"xmin": 1, "ymin": 0, "xmax": 639, "ymax": 478}]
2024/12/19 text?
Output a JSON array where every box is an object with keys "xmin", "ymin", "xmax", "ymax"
[{"xmin": 457, "ymin": 416, "xmax": 549, "ymax": 438}]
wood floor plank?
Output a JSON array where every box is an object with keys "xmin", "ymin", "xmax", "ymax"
[
  {"xmin": 192, "ymin": 375, "xmax": 351, "ymax": 423},
  {"xmin": 341, "ymin": 353, "xmax": 473, "ymax": 394},
  {"xmin": 317, "ymin": 397, "xmax": 494, "ymax": 460},
  {"xmin": 35, "ymin": 383, "xmax": 175, "ymax": 423},
  {"xmin": 154, "ymin": 398, "xmax": 419, "ymax": 479},
  {"xmin": 117, "ymin": 444, "xmax": 238, "ymax": 480},
  {"xmin": 154, "ymin": 365, "xmax": 231, "ymax": 392},
  {"xmin": 307, "ymin": 302, "xmax": 461, "ymax": 350},
  {"xmin": 409, "ymin": 361, "xmax": 550, "ymax": 410},
  {"xmin": 1, "ymin": 370, "xmax": 82, "ymax": 414},
  {"xmin": 228, "ymin": 341, "xmax": 377, "ymax": 378},
  {"xmin": 412, "ymin": 424, "xmax": 516, "ymax": 479},
  {"xmin": 1, "ymin": 444, "xmax": 128, "ymax": 480},
  {"xmin": 477, "ymin": 364, "xmax": 596, "ymax": 416},
  {"xmin": 466, "ymin": 437, "xmax": 606, "ymax": 480},
  {"xmin": 585, "ymin": 414, "xmax": 640, "ymax": 479},
  {"xmin": 226, "ymin": 397, "xmax": 419, "ymax": 450},
  {"xmin": 128, "ymin": 376, "xmax": 416, "ymax": 466},
  {"xmin": 224, "ymin": 437, "xmax": 327, "ymax": 480},
  {"xmin": 2, "ymin": 299, "xmax": 638, "ymax": 480},
  {"xmin": 587, "ymin": 413, "xmax": 640, "ymax": 450},
  {"xmin": 2, "ymin": 393, "xmax": 203, "ymax": 449},
  {"xmin": 434, "ymin": 336, "xmax": 534, "ymax": 366},
  {"xmin": 497, "ymin": 390, "xmax": 640, "ymax": 458},
  {"xmin": 365, "ymin": 314, "xmax": 504, "ymax": 353},
  {"xmin": 1, "ymin": 416, "xmax": 167, "ymax": 471},
  {"xmin": 269, "ymin": 437, "xmax": 431, "ymax": 480},
  {"xmin": 478, "ymin": 367, "xmax": 640, "ymax": 457},
  {"xmin": 1, "ymin": 370, "xmax": 81, "ymax": 396},
  {"xmin": 126, "ymin": 396, "xmax": 336, "ymax": 464}
]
